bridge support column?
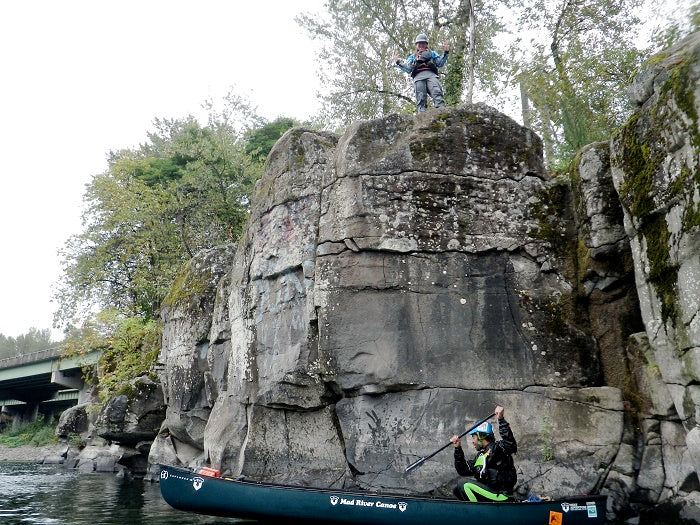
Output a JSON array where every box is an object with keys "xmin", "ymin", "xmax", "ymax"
[
  {"xmin": 51, "ymin": 369, "xmax": 82, "ymax": 390},
  {"xmin": 3, "ymin": 402, "xmax": 40, "ymax": 429},
  {"xmin": 0, "ymin": 405, "xmax": 11, "ymax": 430},
  {"xmin": 25, "ymin": 403, "xmax": 40, "ymax": 426}
]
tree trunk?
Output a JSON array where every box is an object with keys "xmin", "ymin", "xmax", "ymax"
[
  {"xmin": 550, "ymin": 1, "xmax": 591, "ymax": 151},
  {"xmin": 465, "ymin": 0, "xmax": 475, "ymax": 104},
  {"xmin": 444, "ymin": 0, "xmax": 472, "ymax": 105},
  {"xmin": 520, "ymin": 81, "xmax": 532, "ymax": 128}
]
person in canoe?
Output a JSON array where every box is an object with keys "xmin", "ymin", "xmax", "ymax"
[{"xmin": 450, "ymin": 405, "xmax": 517, "ymax": 502}]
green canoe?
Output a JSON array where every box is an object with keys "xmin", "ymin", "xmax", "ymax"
[{"xmin": 159, "ymin": 464, "xmax": 607, "ymax": 524}]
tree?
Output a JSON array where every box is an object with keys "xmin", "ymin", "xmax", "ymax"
[
  {"xmin": 55, "ymin": 154, "xmax": 183, "ymax": 324},
  {"xmin": 297, "ymin": 0, "xmax": 508, "ymax": 126},
  {"xmin": 245, "ymin": 117, "xmax": 298, "ymax": 161},
  {"xmin": 443, "ymin": 0, "xmax": 476, "ymax": 106},
  {"xmin": 648, "ymin": 0, "xmax": 700, "ymax": 50},
  {"xmin": 54, "ymin": 93, "xmax": 265, "ymax": 329},
  {"xmin": 15, "ymin": 328, "xmax": 54, "ymax": 355},
  {"xmin": 0, "ymin": 335, "xmax": 13, "ymax": 359},
  {"xmin": 511, "ymin": 0, "xmax": 651, "ymax": 168}
]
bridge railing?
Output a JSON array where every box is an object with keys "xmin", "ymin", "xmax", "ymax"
[{"xmin": 0, "ymin": 346, "xmax": 64, "ymax": 370}]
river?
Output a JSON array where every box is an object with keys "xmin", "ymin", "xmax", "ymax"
[{"xmin": 0, "ymin": 462, "xmax": 244, "ymax": 524}]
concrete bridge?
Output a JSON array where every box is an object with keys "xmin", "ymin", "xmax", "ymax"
[{"xmin": 0, "ymin": 347, "xmax": 99, "ymax": 425}]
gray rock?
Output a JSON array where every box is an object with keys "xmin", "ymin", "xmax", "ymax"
[
  {"xmin": 154, "ymin": 105, "xmax": 612, "ymax": 498},
  {"xmin": 575, "ymin": 141, "xmax": 627, "ymax": 260},
  {"xmin": 94, "ymin": 376, "xmax": 164, "ymax": 446},
  {"xmin": 55, "ymin": 403, "xmax": 89, "ymax": 438},
  {"xmin": 155, "ymin": 244, "xmax": 236, "ymax": 456},
  {"xmin": 606, "ymin": 31, "xmax": 700, "ymax": 522}
]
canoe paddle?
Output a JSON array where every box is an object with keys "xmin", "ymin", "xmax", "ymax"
[{"xmin": 404, "ymin": 412, "xmax": 496, "ymax": 473}]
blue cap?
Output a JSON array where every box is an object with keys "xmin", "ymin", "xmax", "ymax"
[{"xmin": 468, "ymin": 422, "xmax": 494, "ymax": 435}]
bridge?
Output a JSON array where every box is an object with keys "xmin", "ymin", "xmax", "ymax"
[{"xmin": 0, "ymin": 347, "xmax": 100, "ymax": 425}]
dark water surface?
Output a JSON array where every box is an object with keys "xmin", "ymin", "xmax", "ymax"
[{"xmin": 0, "ymin": 462, "xmax": 243, "ymax": 524}]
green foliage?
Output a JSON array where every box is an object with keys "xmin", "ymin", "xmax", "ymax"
[
  {"xmin": 0, "ymin": 415, "xmax": 58, "ymax": 447},
  {"xmin": 131, "ymin": 157, "xmax": 183, "ymax": 187},
  {"xmin": 245, "ymin": 117, "xmax": 297, "ymax": 161},
  {"xmin": 61, "ymin": 310, "xmax": 161, "ymax": 404},
  {"xmin": 51, "ymin": 91, "xmax": 281, "ymax": 404},
  {"xmin": 67, "ymin": 432, "xmax": 86, "ymax": 448},
  {"xmin": 511, "ymin": 0, "xmax": 650, "ymax": 168},
  {"xmin": 443, "ymin": 54, "xmax": 465, "ymax": 107},
  {"xmin": 53, "ymin": 92, "xmax": 265, "ymax": 328},
  {"xmin": 539, "ymin": 418, "xmax": 555, "ymax": 461},
  {"xmin": 649, "ymin": 1, "xmax": 700, "ymax": 51},
  {"xmin": 300, "ymin": 0, "xmax": 692, "ymax": 153},
  {"xmin": 57, "ymin": 158, "xmax": 182, "ymax": 323}
]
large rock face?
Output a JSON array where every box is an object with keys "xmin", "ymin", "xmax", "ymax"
[
  {"xmin": 609, "ymin": 32, "xmax": 700, "ymax": 521},
  {"xmin": 148, "ymin": 32, "xmax": 700, "ymax": 523},
  {"xmin": 151, "ymin": 104, "xmax": 623, "ymax": 500}
]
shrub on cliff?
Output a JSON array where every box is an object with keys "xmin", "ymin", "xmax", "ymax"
[{"xmin": 61, "ymin": 310, "xmax": 160, "ymax": 404}]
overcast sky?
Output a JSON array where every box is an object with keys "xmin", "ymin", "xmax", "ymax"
[{"xmin": 0, "ymin": 0, "xmax": 324, "ymax": 339}]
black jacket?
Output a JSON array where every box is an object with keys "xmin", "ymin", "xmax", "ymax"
[
  {"xmin": 454, "ymin": 418, "xmax": 517, "ymax": 493},
  {"xmin": 410, "ymin": 49, "xmax": 439, "ymax": 77}
]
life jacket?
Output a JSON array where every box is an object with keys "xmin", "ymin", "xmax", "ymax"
[
  {"xmin": 411, "ymin": 49, "xmax": 438, "ymax": 78},
  {"xmin": 475, "ymin": 444, "xmax": 517, "ymax": 493}
]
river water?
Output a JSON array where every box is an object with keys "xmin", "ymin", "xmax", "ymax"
[{"xmin": 0, "ymin": 462, "xmax": 244, "ymax": 524}]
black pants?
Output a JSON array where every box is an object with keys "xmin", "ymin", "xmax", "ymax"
[{"xmin": 453, "ymin": 480, "xmax": 511, "ymax": 502}]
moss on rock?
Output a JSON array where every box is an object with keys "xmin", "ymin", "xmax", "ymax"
[{"xmin": 162, "ymin": 264, "xmax": 212, "ymax": 310}]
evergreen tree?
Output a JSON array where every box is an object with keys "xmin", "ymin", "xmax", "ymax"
[{"xmin": 0, "ymin": 328, "xmax": 54, "ymax": 358}]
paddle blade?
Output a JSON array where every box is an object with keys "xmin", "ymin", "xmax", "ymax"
[{"xmin": 405, "ymin": 456, "xmax": 427, "ymax": 473}]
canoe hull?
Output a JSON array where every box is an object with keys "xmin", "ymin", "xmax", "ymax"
[{"xmin": 159, "ymin": 465, "xmax": 607, "ymax": 525}]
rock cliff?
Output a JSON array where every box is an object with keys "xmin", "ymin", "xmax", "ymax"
[
  {"xmin": 144, "ymin": 111, "xmax": 601, "ymax": 501},
  {"xmin": 149, "ymin": 102, "xmax": 627, "ymax": 496},
  {"xmin": 608, "ymin": 31, "xmax": 700, "ymax": 523},
  {"xmin": 71, "ymin": 32, "xmax": 699, "ymax": 524}
]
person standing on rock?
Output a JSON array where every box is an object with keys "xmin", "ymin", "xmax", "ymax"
[
  {"xmin": 450, "ymin": 405, "xmax": 518, "ymax": 502},
  {"xmin": 393, "ymin": 33, "xmax": 449, "ymax": 113}
]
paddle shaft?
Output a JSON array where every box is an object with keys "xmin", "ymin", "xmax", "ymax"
[{"xmin": 405, "ymin": 412, "xmax": 496, "ymax": 473}]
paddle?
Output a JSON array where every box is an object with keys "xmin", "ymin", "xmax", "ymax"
[{"xmin": 404, "ymin": 412, "xmax": 496, "ymax": 473}]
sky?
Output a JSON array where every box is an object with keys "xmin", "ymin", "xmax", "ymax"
[{"xmin": 0, "ymin": 0, "xmax": 325, "ymax": 340}]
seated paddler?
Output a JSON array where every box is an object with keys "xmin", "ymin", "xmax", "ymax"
[{"xmin": 449, "ymin": 405, "xmax": 518, "ymax": 502}]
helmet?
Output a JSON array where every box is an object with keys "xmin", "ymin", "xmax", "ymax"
[
  {"xmin": 414, "ymin": 33, "xmax": 429, "ymax": 44},
  {"xmin": 468, "ymin": 422, "xmax": 494, "ymax": 436}
]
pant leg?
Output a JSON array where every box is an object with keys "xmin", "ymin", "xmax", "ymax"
[
  {"xmin": 414, "ymin": 79, "xmax": 428, "ymax": 113},
  {"xmin": 426, "ymin": 76, "xmax": 445, "ymax": 108},
  {"xmin": 457, "ymin": 480, "xmax": 510, "ymax": 502}
]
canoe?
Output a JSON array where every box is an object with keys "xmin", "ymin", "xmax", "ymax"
[{"xmin": 159, "ymin": 464, "xmax": 607, "ymax": 524}]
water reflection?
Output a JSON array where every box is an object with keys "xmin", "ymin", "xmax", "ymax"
[{"xmin": 0, "ymin": 462, "xmax": 240, "ymax": 524}]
